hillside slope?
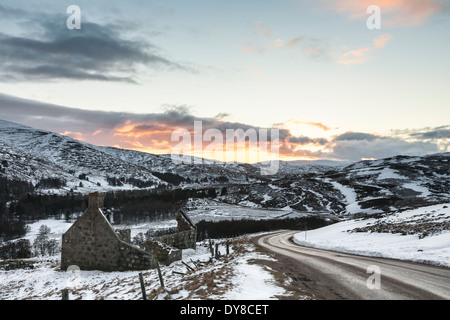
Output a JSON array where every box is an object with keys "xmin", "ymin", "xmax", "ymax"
[{"xmin": 1, "ymin": 119, "xmax": 449, "ymax": 216}]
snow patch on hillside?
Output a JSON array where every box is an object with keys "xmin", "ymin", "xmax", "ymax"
[
  {"xmin": 327, "ymin": 180, "xmax": 361, "ymax": 214},
  {"xmin": 293, "ymin": 203, "xmax": 450, "ymax": 267}
]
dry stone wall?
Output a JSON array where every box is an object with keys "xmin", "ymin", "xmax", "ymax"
[
  {"xmin": 143, "ymin": 239, "xmax": 182, "ymax": 266},
  {"xmin": 156, "ymin": 229, "xmax": 197, "ymax": 250}
]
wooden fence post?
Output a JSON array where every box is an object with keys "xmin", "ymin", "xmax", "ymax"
[
  {"xmin": 61, "ymin": 289, "xmax": 69, "ymax": 300},
  {"xmin": 214, "ymin": 243, "xmax": 220, "ymax": 259},
  {"xmin": 138, "ymin": 272, "xmax": 147, "ymax": 300},
  {"xmin": 208, "ymin": 239, "xmax": 214, "ymax": 257},
  {"xmin": 156, "ymin": 261, "xmax": 165, "ymax": 288}
]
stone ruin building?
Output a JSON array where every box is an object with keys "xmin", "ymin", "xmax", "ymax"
[{"xmin": 61, "ymin": 192, "xmax": 197, "ymax": 271}]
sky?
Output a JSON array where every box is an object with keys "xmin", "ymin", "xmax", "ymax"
[{"xmin": 0, "ymin": 0, "xmax": 449, "ymax": 162}]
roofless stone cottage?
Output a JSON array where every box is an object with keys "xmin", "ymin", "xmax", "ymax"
[{"xmin": 61, "ymin": 192, "xmax": 197, "ymax": 271}]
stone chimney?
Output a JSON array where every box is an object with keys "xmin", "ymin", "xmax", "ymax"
[{"xmin": 88, "ymin": 192, "xmax": 104, "ymax": 210}]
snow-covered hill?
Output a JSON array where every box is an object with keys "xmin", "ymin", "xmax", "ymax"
[
  {"xmin": 1, "ymin": 118, "xmax": 449, "ymax": 216},
  {"xmin": 219, "ymin": 153, "xmax": 450, "ymax": 215},
  {"xmin": 0, "ymin": 119, "xmax": 258, "ymax": 192}
]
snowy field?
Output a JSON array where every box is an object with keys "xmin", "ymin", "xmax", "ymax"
[
  {"xmin": 0, "ymin": 234, "xmax": 293, "ymax": 300},
  {"xmin": 2, "ymin": 200, "xmax": 448, "ymax": 300},
  {"xmin": 185, "ymin": 198, "xmax": 308, "ymax": 223},
  {"xmin": 1, "ymin": 205, "xmax": 297, "ymax": 300},
  {"xmin": 293, "ymin": 203, "xmax": 450, "ymax": 267}
]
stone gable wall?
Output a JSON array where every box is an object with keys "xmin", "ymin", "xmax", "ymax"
[
  {"xmin": 61, "ymin": 193, "xmax": 197, "ymax": 271},
  {"xmin": 61, "ymin": 193, "xmax": 157, "ymax": 271}
]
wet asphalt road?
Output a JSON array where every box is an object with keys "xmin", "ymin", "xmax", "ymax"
[{"xmin": 257, "ymin": 231, "xmax": 450, "ymax": 300}]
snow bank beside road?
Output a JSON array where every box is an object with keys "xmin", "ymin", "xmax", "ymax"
[{"xmin": 293, "ymin": 203, "xmax": 450, "ymax": 267}]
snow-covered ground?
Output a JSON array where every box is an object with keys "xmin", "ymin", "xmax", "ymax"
[
  {"xmin": 0, "ymin": 235, "xmax": 292, "ymax": 300},
  {"xmin": 325, "ymin": 179, "xmax": 362, "ymax": 214},
  {"xmin": 1, "ymin": 211, "xmax": 293, "ymax": 300},
  {"xmin": 293, "ymin": 203, "xmax": 450, "ymax": 267},
  {"xmin": 3, "ymin": 200, "xmax": 448, "ymax": 300}
]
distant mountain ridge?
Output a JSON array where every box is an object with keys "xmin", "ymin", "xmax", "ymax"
[{"xmin": 1, "ymin": 119, "xmax": 449, "ymax": 215}]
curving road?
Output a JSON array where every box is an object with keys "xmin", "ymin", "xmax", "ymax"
[{"xmin": 257, "ymin": 230, "xmax": 450, "ymax": 300}]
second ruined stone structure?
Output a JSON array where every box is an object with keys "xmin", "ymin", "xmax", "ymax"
[{"xmin": 154, "ymin": 209, "xmax": 197, "ymax": 250}]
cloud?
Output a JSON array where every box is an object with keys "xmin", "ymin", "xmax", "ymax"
[
  {"xmin": 327, "ymin": 138, "xmax": 440, "ymax": 161},
  {"xmin": 391, "ymin": 125, "xmax": 450, "ymax": 138},
  {"xmin": 288, "ymin": 136, "xmax": 329, "ymax": 145},
  {"xmin": 0, "ymin": 92, "xmax": 285, "ymax": 152},
  {"xmin": 406, "ymin": 126, "xmax": 450, "ymax": 140},
  {"xmin": 319, "ymin": 0, "xmax": 445, "ymax": 27},
  {"xmin": 214, "ymin": 113, "xmax": 231, "ymax": 120},
  {"xmin": 60, "ymin": 131, "xmax": 86, "ymax": 141},
  {"xmin": 325, "ymin": 129, "xmax": 445, "ymax": 161},
  {"xmin": 244, "ymin": 23, "xmax": 332, "ymax": 61},
  {"xmin": 243, "ymin": 36, "xmax": 332, "ymax": 60},
  {"xmin": 255, "ymin": 22, "xmax": 271, "ymax": 38},
  {"xmin": 0, "ymin": 6, "xmax": 192, "ymax": 83},
  {"xmin": 338, "ymin": 34, "xmax": 393, "ymax": 65},
  {"xmin": 274, "ymin": 119, "xmax": 331, "ymax": 131},
  {"xmin": 288, "ymin": 37, "xmax": 332, "ymax": 60},
  {"xmin": 245, "ymin": 20, "xmax": 391, "ymax": 66},
  {"xmin": 373, "ymin": 33, "xmax": 394, "ymax": 49},
  {"xmin": 413, "ymin": 129, "xmax": 450, "ymax": 140},
  {"xmin": 334, "ymin": 132, "xmax": 380, "ymax": 141},
  {"xmin": 242, "ymin": 43, "xmax": 266, "ymax": 54},
  {"xmin": 269, "ymin": 39, "xmax": 285, "ymax": 49},
  {"xmin": 0, "ymin": 93, "xmax": 447, "ymax": 162},
  {"xmin": 0, "ymin": 4, "xmax": 24, "ymax": 17},
  {"xmin": 286, "ymin": 37, "xmax": 307, "ymax": 48},
  {"xmin": 390, "ymin": 125, "xmax": 450, "ymax": 152}
]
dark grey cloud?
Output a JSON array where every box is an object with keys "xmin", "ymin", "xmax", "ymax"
[
  {"xmin": 334, "ymin": 132, "xmax": 380, "ymax": 141},
  {"xmin": 326, "ymin": 138, "xmax": 440, "ymax": 161},
  {"xmin": 409, "ymin": 127, "xmax": 450, "ymax": 140},
  {"xmin": 0, "ymin": 93, "xmax": 130, "ymax": 132},
  {"xmin": 0, "ymin": 4, "xmax": 24, "ymax": 17},
  {"xmin": 0, "ymin": 6, "xmax": 192, "ymax": 83},
  {"xmin": 214, "ymin": 113, "xmax": 231, "ymax": 120},
  {"xmin": 288, "ymin": 136, "xmax": 328, "ymax": 145},
  {"xmin": 0, "ymin": 93, "xmax": 446, "ymax": 161},
  {"xmin": 0, "ymin": 93, "xmax": 285, "ymax": 141},
  {"xmin": 323, "ymin": 129, "xmax": 447, "ymax": 161}
]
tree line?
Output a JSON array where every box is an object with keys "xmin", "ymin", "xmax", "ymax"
[
  {"xmin": 0, "ymin": 180, "xmax": 221, "ymax": 240},
  {"xmin": 196, "ymin": 216, "xmax": 333, "ymax": 240},
  {"xmin": 0, "ymin": 225, "xmax": 59, "ymax": 260}
]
